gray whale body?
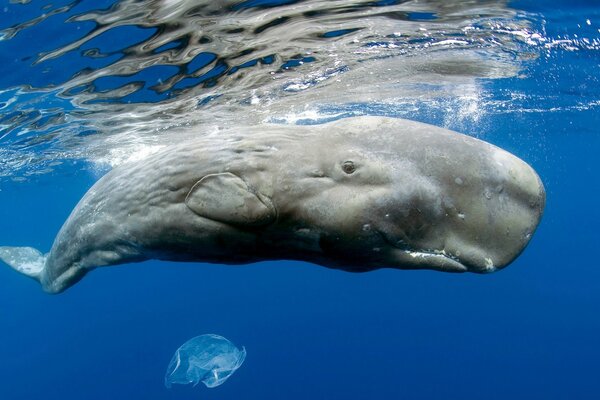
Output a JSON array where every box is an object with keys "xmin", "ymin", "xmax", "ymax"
[{"xmin": 0, "ymin": 117, "xmax": 545, "ymax": 293}]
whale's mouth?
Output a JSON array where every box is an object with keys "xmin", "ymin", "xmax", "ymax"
[
  {"xmin": 390, "ymin": 247, "xmax": 469, "ymax": 272},
  {"xmin": 377, "ymin": 230, "xmax": 472, "ymax": 273}
]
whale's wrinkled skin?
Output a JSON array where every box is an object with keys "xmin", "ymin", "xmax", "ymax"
[{"xmin": 0, "ymin": 117, "xmax": 545, "ymax": 293}]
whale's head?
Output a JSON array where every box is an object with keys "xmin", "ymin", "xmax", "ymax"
[{"xmin": 277, "ymin": 117, "xmax": 545, "ymax": 273}]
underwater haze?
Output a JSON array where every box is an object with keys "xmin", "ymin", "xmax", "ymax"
[{"xmin": 1, "ymin": 0, "xmax": 599, "ymax": 399}]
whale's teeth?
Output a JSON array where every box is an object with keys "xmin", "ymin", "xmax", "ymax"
[{"xmin": 484, "ymin": 257, "xmax": 496, "ymax": 271}]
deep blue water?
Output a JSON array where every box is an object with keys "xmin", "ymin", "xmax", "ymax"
[{"xmin": 1, "ymin": 1, "xmax": 599, "ymax": 399}]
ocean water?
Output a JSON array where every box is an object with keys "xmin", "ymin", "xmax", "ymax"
[{"xmin": 0, "ymin": 1, "xmax": 599, "ymax": 399}]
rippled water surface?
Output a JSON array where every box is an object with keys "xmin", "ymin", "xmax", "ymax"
[
  {"xmin": 1, "ymin": 0, "xmax": 597, "ymax": 177},
  {"xmin": 1, "ymin": 1, "xmax": 599, "ymax": 400}
]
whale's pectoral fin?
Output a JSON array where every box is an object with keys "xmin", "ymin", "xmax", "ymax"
[
  {"xmin": 0, "ymin": 246, "xmax": 46, "ymax": 281},
  {"xmin": 185, "ymin": 172, "xmax": 276, "ymax": 226}
]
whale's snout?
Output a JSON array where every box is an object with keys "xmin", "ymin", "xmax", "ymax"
[
  {"xmin": 375, "ymin": 133, "xmax": 546, "ymax": 274},
  {"xmin": 444, "ymin": 149, "xmax": 546, "ymax": 273}
]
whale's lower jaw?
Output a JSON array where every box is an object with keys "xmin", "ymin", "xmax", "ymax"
[{"xmin": 385, "ymin": 247, "xmax": 469, "ymax": 273}]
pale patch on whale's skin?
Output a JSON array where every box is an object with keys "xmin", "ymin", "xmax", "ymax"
[{"xmin": 0, "ymin": 117, "xmax": 545, "ymax": 294}]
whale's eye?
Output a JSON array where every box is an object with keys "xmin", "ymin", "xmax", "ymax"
[{"xmin": 342, "ymin": 161, "xmax": 356, "ymax": 174}]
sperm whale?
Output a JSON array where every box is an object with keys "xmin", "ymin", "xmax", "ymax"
[{"xmin": 0, "ymin": 117, "xmax": 545, "ymax": 293}]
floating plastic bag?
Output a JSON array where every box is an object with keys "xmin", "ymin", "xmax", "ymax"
[{"xmin": 165, "ymin": 334, "xmax": 246, "ymax": 389}]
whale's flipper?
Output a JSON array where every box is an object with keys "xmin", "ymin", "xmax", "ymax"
[{"xmin": 0, "ymin": 246, "xmax": 46, "ymax": 281}]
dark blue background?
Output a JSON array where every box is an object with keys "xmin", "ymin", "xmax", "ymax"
[{"xmin": 1, "ymin": 1, "xmax": 599, "ymax": 399}]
